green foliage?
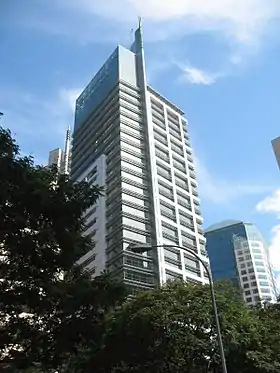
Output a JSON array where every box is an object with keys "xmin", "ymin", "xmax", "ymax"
[
  {"xmin": 85, "ymin": 280, "xmax": 280, "ymax": 373},
  {"xmin": 1, "ymin": 127, "xmax": 279, "ymax": 373},
  {"xmin": 0, "ymin": 127, "xmax": 126, "ymax": 372}
]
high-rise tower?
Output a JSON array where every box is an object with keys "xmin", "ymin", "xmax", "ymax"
[
  {"xmin": 71, "ymin": 23, "xmax": 207, "ymax": 292},
  {"xmin": 48, "ymin": 127, "xmax": 71, "ymax": 175},
  {"xmin": 205, "ymin": 220, "xmax": 278, "ymax": 305}
]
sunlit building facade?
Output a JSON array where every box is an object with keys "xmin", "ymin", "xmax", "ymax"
[{"xmin": 71, "ymin": 23, "xmax": 208, "ymax": 292}]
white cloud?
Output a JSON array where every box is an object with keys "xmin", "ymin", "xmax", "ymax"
[
  {"xmin": 256, "ymin": 190, "xmax": 280, "ymax": 216},
  {"xmin": 61, "ymin": 0, "xmax": 280, "ymax": 45},
  {"xmin": 195, "ymin": 157, "xmax": 273, "ymax": 204},
  {"xmin": 256, "ymin": 189, "xmax": 280, "ymax": 287},
  {"xmin": 178, "ymin": 64, "xmax": 219, "ymax": 85}
]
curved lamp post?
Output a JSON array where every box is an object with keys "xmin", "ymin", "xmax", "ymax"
[{"xmin": 127, "ymin": 242, "xmax": 228, "ymax": 373}]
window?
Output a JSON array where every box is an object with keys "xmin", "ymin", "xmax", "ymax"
[
  {"xmin": 121, "ymin": 131, "xmax": 141, "ymax": 144},
  {"xmin": 122, "ymin": 193, "xmax": 145, "ymax": 206},
  {"xmin": 179, "ymin": 209, "xmax": 192, "ymax": 221},
  {"xmin": 254, "ymin": 254, "xmax": 263, "ymax": 260},
  {"xmin": 122, "ymin": 182, "xmax": 145, "ymax": 196},
  {"xmin": 240, "ymin": 263, "xmax": 246, "ymax": 269},
  {"xmin": 259, "ymin": 281, "xmax": 269, "ymax": 286},
  {"xmin": 124, "ymin": 255, "xmax": 152, "ymax": 270},
  {"xmin": 123, "ymin": 217, "xmax": 147, "ymax": 231},
  {"xmin": 153, "ymin": 128, "xmax": 167, "ymax": 142},
  {"xmin": 84, "ymin": 216, "xmax": 96, "ymax": 229},
  {"xmin": 258, "ymin": 274, "xmax": 267, "ymax": 280},
  {"xmin": 120, "ymin": 106, "xmax": 141, "ymax": 120},
  {"xmin": 177, "ymin": 190, "xmax": 190, "ymax": 201},
  {"xmin": 162, "ymin": 223, "xmax": 178, "ymax": 239},
  {"xmin": 122, "ymin": 171, "xmax": 145, "ymax": 185},
  {"xmin": 252, "ymin": 248, "xmax": 262, "ymax": 254},
  {"xmin": 177, "ymin": 191, "xmax": 191, "ymax": 208},
  {"xmin": 181, "ymin": 232, "xmax": 196, "ymax": 247},
  {"xmin": 163, "ymin": 237, "xmax": 179, "ymax": 246},
  {"xmin": 122, "ymin": 161, "xmax": 143, "ymax": 173},
  {"xmin": 87, "ymin": 166, "xmax": 97, "ymax": 180},
  {"xmin": 184, "ymin": 256, "xmax": 199, "ymax": 270},
  {"xmin": 123, "ymin": 230, "xmax": 148, "ymax": 243},
  {"xmin": 241, "ymin": 270, "xmax": 247, "ymax": 275},
  {"xmin": 173, "ymin": 159, "xmax": 186, "ymax": 172},
  {"xmin": 120, "ymin": 123, "xmax": 141, "ymax": 137},
  {"xmin": 166, "ymin": 270, "xmax": 183, "ymax": 282},
  {"xmin": 169, "ymin": 128, "xmax": 182, "ymax": 141},
  {"xmin": 121, "ymin": 150, "xmax": 142, "ymax": 164},
  {"xmin": 158, "ymin": 181, "xmax": 174, "ymax": 199},
  {"xmin": 87, "ymin": 266, "xmax": 96, "ymax": 275},
  {"xmin": 175, "ymin": 173, "xmax": 189, "ymax": 190},
  {"xmin": 248, "ymin": 268, "xmax": 254, "ymax": 273},
  {"xmin": 255, "ymin": 261, "xmax": 264, "ymax": 267},
  {"xmin": 157, "ymin": 163, "xmax": 172, "ymax": 180},
  {"xmin": 80, "ymin": 252, "xmax": 96, "ymax": 269},
  {"xmin": 180, "ymin": 215, "xmax": 193, "ymax": 228},
  {"xmin": 246, "ymin": 297, "xmax": 252, "ymax": 303},
  {"xmin": 171, "ymin": 141, "xmax": 184, "ymax": 155},
  {"xmin": 122, "ymin": 205, "xmax": 146, "ymax": 219},
  {"xmin": 257, "ymin": 268, "xmax": 266, "ymax": 273},
  {"xmin": 160, "ymin": 201, "xmax": 176, "ymax": 220},
  {"xmin": 87, "ymin": 229, "xmax": 96, "ymax": 240},
  {"xmin": 242, "ymin": 276, "xmax": 248, "ymax": 282},
  {"xmin": 186, "ymin": 277, "xmax": 200, "ymax": 285},
  {"xmin": 245, "ymin": 290, "xmax": 251, "ymax": 296},
  {"xmin": 261, "ymin": 288, "xmax": 271, "ymax": 294},
  {"xmin": 262, "ymin": 296, "xmax": 272, "ymax": 301},
  {"xmin": 244, "ymin": 283, "xmax": 249, "ymax": 289},
  {"xmin": 251, "ymin": 281, "xmax": 257, "ymax": 287},
  {"xmin": 125, "ymin": 270, "xmax": 154, "ymax": 284},
  {"xmin": 164, "ymin": 248, "xmax": 180, "ymax": 262},
  {"xmin": 250, "ymin": 274, "xmax": 256, "ymax": 280},
  {"xmin": 121, "ymin": 140, "xmax": 141, "ymax": 153},
  {"xmin": 155, "ymin": 147, "xmax": 170, "ymax": 163}
]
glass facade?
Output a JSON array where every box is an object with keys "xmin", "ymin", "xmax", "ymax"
[{"xmin": 205, "ymin": 220, "xmax": 278, "ymax": 305}]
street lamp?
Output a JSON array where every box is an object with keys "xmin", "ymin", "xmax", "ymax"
[{"xmin": 127, "ymin": 242, "xmax": 228, "ymax": 373}]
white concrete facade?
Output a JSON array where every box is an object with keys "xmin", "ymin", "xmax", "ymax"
[
  {"xmin": 233, "ymin": 234, "xmax": 278, "ymax": 305},
  {"xmin": 71, "ymin": 23, "xmax": 208, "ymax": 291}
]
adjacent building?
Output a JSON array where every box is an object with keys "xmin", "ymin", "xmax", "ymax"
[
  {"xmin": 205, "ymin": 220, "xmax": 278, "ymax": 305},
  {"xmin": 272, "ymin": 136, "xmax": 280, "ymax": 170},
  {"xmin": 48, "ymin": 127, "xmax": 71, "ymax": 175},
  {"xmin": 71, "ymin": 22, "xmax": 208, "ymax": 292}
]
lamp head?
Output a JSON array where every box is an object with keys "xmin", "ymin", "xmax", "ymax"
[{"xmin": 127, "ymin": 243, "xmax": 152, "ymax": 254}]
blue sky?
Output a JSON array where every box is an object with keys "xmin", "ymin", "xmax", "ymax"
[{"xmin": 1, "ymin": 0, "xmax": 280, "ymax": 287}]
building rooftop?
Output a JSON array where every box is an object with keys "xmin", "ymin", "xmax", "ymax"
[
  {"xmin": 147, "ymin": 86, "xmax": 185, "ymax": 116},
  {"xmin": 205, "ymin": 220, "xmax": 245, "ymax": 233}
]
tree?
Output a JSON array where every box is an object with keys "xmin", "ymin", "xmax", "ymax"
[
  {"xmin": 0, "ymin": 127, "xmax": 126, "ymax": 372},
  {"xmin": 86, "ymin": 280, "xmax": 280, "ymax": 373},
  {"xmin": 251, "ymin": 299, "xmax": 280, "ymax": 372}
]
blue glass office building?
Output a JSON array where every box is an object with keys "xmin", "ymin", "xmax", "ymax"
[{"xmin": 205, "ymin": 220, "xmax": 278, "ymax": 305}]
